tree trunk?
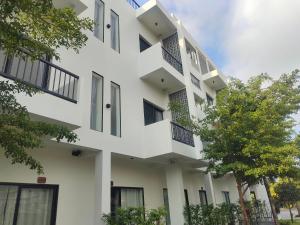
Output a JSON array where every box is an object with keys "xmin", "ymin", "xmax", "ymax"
[
  {"xmin": 236, "ymin": 179, "xmax": 250, "ymax": 225},
  {"xmin": 263, "ymin": 177, "xmax": 279, "ymax": 225},
  {"xmin": 288, "ymin": 205, "xmax": 294, "ymax": 223}
]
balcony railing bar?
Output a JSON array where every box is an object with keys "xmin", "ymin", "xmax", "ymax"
[
  {"xmin": 171, "ymin": 121, "xmax": 195, "ymax": 147},
  {"xmin": 161, "ymin": 47, "xmax": 183, "ymax": 75},
  {"xmin": 127, "ymin": 0, "xmax": 140, "ymax": 9},
  {"xmin": 0, "ymin": 50, "xmax": 79, "ymax": 103}
]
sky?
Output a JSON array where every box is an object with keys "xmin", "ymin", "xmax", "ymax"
[{"xmin": 139, "ymin": 0, "xmax": 300, "ymax": 132}]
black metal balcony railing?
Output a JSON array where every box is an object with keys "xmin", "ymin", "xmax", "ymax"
[
  {"xmin": 0, "ymin": 50, "xmax": 79, "ymax": 103},
  {"xmin": 127, "ymin": 0, "xmax": 140, "ymax": 9},
  {"xmin": 171, "ymin": 122, "xmax": 195, "ymax": 147},
  {"xmin": 162, "ymin": 47, "xmax": 183, "ymax": 75}
]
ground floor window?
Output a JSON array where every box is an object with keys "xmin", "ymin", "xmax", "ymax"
[
  {"xmin": 0, "ymin": 183, "xmax": 58, "ymax": 225},
  {"xmin": 111, "ymin": 187, "xmax": 144, "ymax": 214},
  {"xmin": 199, "ymin": 190, "xmax": 208, "ymax": 206},
  {"xmin": 222, "ymin": 191, "xmax": 231, "ymax": 204},
  {"xmin": 163, "ymin": 189, "xmax": 171, "ymax": 225}
]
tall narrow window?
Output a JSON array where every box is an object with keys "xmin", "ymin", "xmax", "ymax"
[
  {"xmin": 0, "ymin": 183, "xmax": 58, "ymax": 225},
  {"xmin": 111, "ymin": 10, "xmax": 120, "ymax": 52},
  {"xmin": 223, "ymin": 191, "xmax": 231, "ymax": 204},
  {"xmin": 163, "ymin": 189, "xmax": 171, "ymax": 225},
  {"xmin": 139, "ymin": 35, "xmax": 151, "ymax": 52},
  {"xmin": 94, "ymin": 0, "xmax": 104, "ymax": 42},
  {"xmin": 206, "ymin": 93, "xmax": 214, "ymax": 106},
  {"xmin": 184, "ymin": 189, "xmax": 192, "ymax": 225},
  {"xmin": 111, "ymin": 82, "xmax": 121, "ymax": 137},
  {"xmin": 90, "ymin": 72, "xmax": 103, "ymax": 131},
  {"xmin": 199, "ymin": 190, "xmax": 208, "ymax": 206}
]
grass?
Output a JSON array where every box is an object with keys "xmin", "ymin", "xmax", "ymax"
[{"xmin": 280, "ymin": 219, "xmax": 300, "ymax": 225}]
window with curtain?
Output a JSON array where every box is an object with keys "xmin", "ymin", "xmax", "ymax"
[
  {"xmin": 0, "ymin": 184, "xmax": 58, "ymax": 225},
  {"xmin": 222, "ymin": 191, "xmax": 231, "ymax": 204},
  {"xmin": 90, "ymin": 72, "xmax": 103, "ymax": 132},
  {"xmin": 199, "ymin": 190, "xmax": 208, "ymax": 206},
  {"xmin": 143, "ymin": 100, "xmax": 163, "ymax": 126},
  {"xmin": 111, "ymin": 10, "xmax": 120, "ymax": 52},
  {"xmin": 111, "ymin": 82, "xmax": 121, "ymax": 137},
  {"xmin": 111, "ymin": 187, "xmax": 144, "ymax": 215},
  {"xmin": 94, "ymin": 0, "xmax": 104, "ymax": 42}
]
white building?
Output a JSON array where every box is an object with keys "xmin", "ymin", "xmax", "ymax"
[{"xmin": 0, "ymin": 0, "xmax": 269, "ymax": 225}]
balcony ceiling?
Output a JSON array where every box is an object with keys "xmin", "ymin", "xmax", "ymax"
[
  {"xmin": 203, "ymin": 70, "xmax": 227, "ymax": 91},
  {"xmin": 53, "ymin": 0, "xmax": 87, "ymax": 15},
  {"xmin": 137, "ymin": 0, "xmax": 177, "ymax": 38}
]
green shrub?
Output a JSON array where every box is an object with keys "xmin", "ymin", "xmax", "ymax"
[
  {"xmin": 279, "ymin": 220, "xmax": 292, "ymax": 225},
  {"xmin": 102, "ymin": 207, "xmax": 166, "ymax": 225}
]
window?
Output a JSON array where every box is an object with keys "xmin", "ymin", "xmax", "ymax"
[
  {"xmin": 94, "ymin": 0, "xmax": 104, "ymax": 42},
  {"xmin": 223, "ymin": 191, "xmax": 231, "ymax": 204},
  {"xmin": 111, "ymin": 82, "xmax": 121, "ymax": 137},
  {"xmin": 90, "ymin": 72, "xmax": 103, "ymax": 131},
  {"xmin": 111, "ymin": 10, "xmax": 120, "ymax": 52},
  {"xmin": 184, "ymin": 189, "xmax": 192, "ymax": 225},
  {"xmin": 111, "ymin": 187, "xmax": 144, "ymax": 215},
  {"xmin": 199, "ymin": 190, "xmax": 208, "ymax": 206},
  {"xmin": 207, "ymin": 61, "xmax": 216, "ymax": 72},
  {"xmin": 163, "ymin": 189, "xmax": 171, "ymax": 225},
  {"xmin": 0, "ymin": 183, "xmax": 58, "ymax": 225},
  {"xmin": 191, "ymin": 73, "xmax": 201, "ymax": 89},
  {"xmin": 143, "ymin": 100, "xmax": 163, "ymax": 126},
  {"xmin": 198, "ymin": 52, "xmax": 208, "ymax": 75},
  {"xmin": 139, "ymin": 35, "xmax": 151, "ymax": 52},
  {"xmin": 206, "ymin": 94, "xmax": 214, "ymax": 106}
]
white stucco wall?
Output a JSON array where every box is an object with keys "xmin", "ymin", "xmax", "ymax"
[{"xmin": 0, "ymin": 148, "xmax": 95, "ymax": 225}]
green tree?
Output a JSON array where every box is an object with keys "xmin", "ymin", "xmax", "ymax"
[
  {"xmin": 274, "ymin": 182, "xmax": 300, "ymax": 223},
  {"xmin": 0, "ymin": 0, "xmax": 93, "ymax": 173},
  {"xmin": 170, "ymin": 71, "xmax": 300, "ymax": 225}
]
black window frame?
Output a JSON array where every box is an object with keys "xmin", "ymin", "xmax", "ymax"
[
  {"xmin": 222, "ymin": 191, "xmax": 231, "ymax": 204},
  {"xmin": 191, "ymin": 73, "xmax": 201, "ymax": 89},
  {"xmin": 199, "ymin": 190, "xmax": 208, "ymax": 206},
  {"xmin": 206, "ymin": 93, "xmax": 214, "ymax": 106},
  {"xmin": 111, "ymin": 186, "xmax": 145, "ymax": 214},
  {"xmin": 139, "ymin": 35, "xmax": 152, "ymax": 52},
  {"xmin": 184, "ymin": 189, "xmax": 192, "ymax": 225},
  {"xmin": 143, "ymin": 99, "xmax": 164, "ymax": 126},
  {"xmin": 0, "ymin": 182, "xmax": 59, "ymax": 225}
]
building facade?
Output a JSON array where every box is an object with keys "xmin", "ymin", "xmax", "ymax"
[{"xmin": 0, "ymin": 0, "xmax": 269, "ymax": 225}]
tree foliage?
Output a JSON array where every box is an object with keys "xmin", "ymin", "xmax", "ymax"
[
  {"xmin": 0, "ymin": 0, "xmax": 93, "ymax": 60},
  {"xmin": 0, "ymin": 1, "xmax": 93, "ymax": 173}
]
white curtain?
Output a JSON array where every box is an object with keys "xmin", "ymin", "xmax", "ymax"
[
  {"xmin": 16, "ymin": 188, "xmax": 53, "ymax": 225},
  {"xmin": 94, "ymin": 0, "xmax": 104, "ymax": 41},
  {"xmin": 120, "ymin": 189, "xmax": 143, "ymax": 208},
  {"xmin": 0, "ymin": 186, "xmax": 18, "ymax": 225},
  {"xmin": 111, "ymin": 11, "xmax": 120, "ymax": 52},
  {"xmin": 90, "ymin": 74, "xmax": 103, "ymax": 131}
]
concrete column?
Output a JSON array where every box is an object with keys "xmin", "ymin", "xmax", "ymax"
[
  {"xmin": 165, "ymin": 164, "xmax": 185, "ymax": 225},
  {"xmin": 95, "ymin": 151, "xmax": 111, "ymax": 225},
  {"xmin": 205, "ymin": 172, "xmax": 217, "ymax": 207}
]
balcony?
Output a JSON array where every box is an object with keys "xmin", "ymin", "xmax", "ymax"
[
  {"xmin": 0, "ymin": 50, "xmax": 81, "ymax": 128},
  {"xmin": 139, "ymin": 43, "xmax": 185, "ymax": 92},
  {"xmin": 137, "ymin": 0, "xmax": 177, "ymax": 38},
  {"xmin": 143, "ymin": 119, "xmax": 197, "ymax": 159},
  {"xmin": 53, "ymin": 0, "xmax": 87, "ymax": 15},
  {"xmin": 202, "ymin": 69, "xmax": 227, "ymax": 90}
]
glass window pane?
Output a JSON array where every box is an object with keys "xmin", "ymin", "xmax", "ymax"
[
  {"xmin": 198, "ymin": 52, "xmax": 208, "ymax": 75},
  {"xmin": 0, "ymin": 185, "xmax": 18, "ymax": 225},
  {"xmin": 163, "ymin": 189, "xmax": 171, "ymax": 225},
  {"xmin": 111, "ymin": 11, "xmax": 120, "ymax": 52},
  {"xmin": 16, "ymin": 188, "xmax": 54, "ymax": 225},
  {"xmin": 143, "ymin": 100, "xmax": 163, "ymax": 126},
  {"xmin": 199, "ymin": 190, "xmax": 208, "ymax": 206},
  {"xmin": 90, "ymin": 73, "xmax": 103, "ymax": 131},
  {"xmin": 120, "ymin": 188, "xmax": 143, "ymax": 208},
  {"xmin": 94, "ymin": 0, "xmax": 104, "ymax": 42},
  {"xmin": 111, "ymin": 82, "xmax": 121, "ymax": 137}
]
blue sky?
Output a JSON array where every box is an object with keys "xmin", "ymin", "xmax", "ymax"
[{"xmin": 137, "ymin": 0, "xmax": 300, "ymax": 133}]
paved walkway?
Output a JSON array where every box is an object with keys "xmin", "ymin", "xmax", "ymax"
[{"xmin": 278, "ymin": 208, "xmax": 300, "ymax": 220}]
